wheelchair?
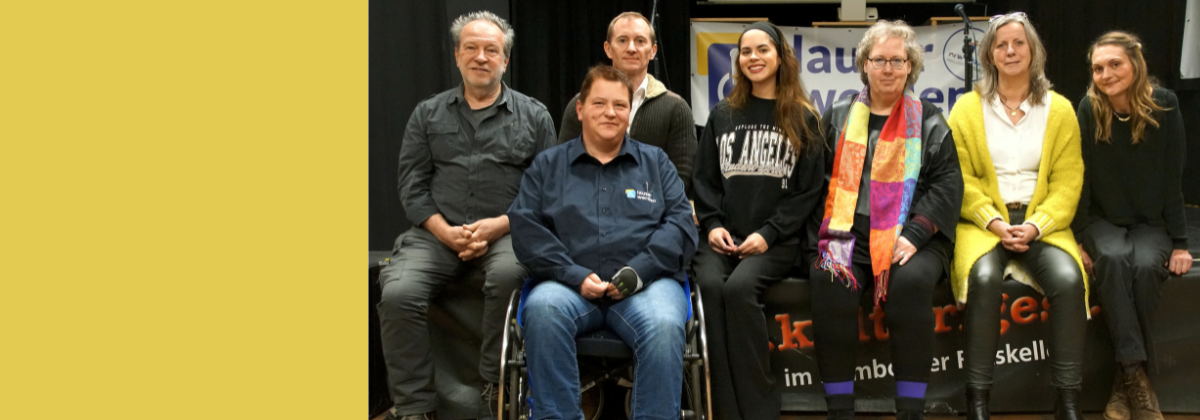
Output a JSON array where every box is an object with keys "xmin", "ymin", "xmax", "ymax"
[{"xmin": 497, "ymin": 278, "xmax": 712, "ymax": 420}]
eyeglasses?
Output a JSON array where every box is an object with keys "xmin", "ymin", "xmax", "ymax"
[
  {"xmin": 990, "ymin": 12, "xmax": 1028, "ymax": 22},
  {"xmin": 868, "ymin": 58, "xmax": 908, "ymax": 69}
]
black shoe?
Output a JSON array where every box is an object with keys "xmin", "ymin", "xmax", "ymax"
[
  {"xmin": 479, "ymin": 382, "xmax": 500, "ymax": 420},
  {"xmin": 966, "ymin": 385, "xmax": 990, "ymax": 420},
  {"xmin": 1055, "ymin": 388, "xmax": 1084, "ymax": 420},
  {"xmin": 895, "ymin": 396, "xmax": 925, "ymax": 420}
]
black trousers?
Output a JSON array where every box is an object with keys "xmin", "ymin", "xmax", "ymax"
[
  {"xmin": 808, "ymin": 235, "xmax": 951, "ymax": 409},
  {"xmin": 964, "ymin": 239, "xmax": 1086, "ymax": 389},
  {"xmin": 375, "ymin": 228, "xmax": 527, "ymax": 415},
  {"xmin": 1080, "ymin": 220, "xmax": 1172, "ymax": 367},
  {"xmin": 693, "ymin": 241, "xmax": 799, "ymax": 420}
]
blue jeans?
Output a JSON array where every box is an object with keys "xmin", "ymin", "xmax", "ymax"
[{"xmin": 522, "ymin": 279, "xmax": 687, "ymax": 420}]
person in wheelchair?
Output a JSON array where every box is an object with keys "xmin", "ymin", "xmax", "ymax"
[{"xmin": 507, "ymin": 65, "xmax": 699, "ymax": 420}]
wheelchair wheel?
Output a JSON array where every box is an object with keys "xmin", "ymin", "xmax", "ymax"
[
  {"xmin": 581, "ymin": 383, "xmax": 604, "ymax": 420},
  {"xmin": 625, "ymin": 386, "xmax": 632, "ymax": 419},
  {"xmin": 498, "ymin": 290, "xmax": 523, "ymax": 420},
  {"xmin": 686, "ymin": 282, "xmax": 713, "ymax": 420}
]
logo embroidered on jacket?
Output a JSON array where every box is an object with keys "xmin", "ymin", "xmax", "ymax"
[{"xmin": 634, "ymin": 190, "xmax": 656, "ymax": 203}]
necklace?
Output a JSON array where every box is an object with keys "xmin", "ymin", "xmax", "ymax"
[
  {"xmin": 1115, "ymin": 112, "xmax": 1131, "ymax": 122},
  {"xmin": 997, "ymin": 93, "xmax": 1023, "ymax": 116}
]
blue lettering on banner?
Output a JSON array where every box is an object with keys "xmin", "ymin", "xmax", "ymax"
[
  {"xmin": 798, "ymin": 35, "xmax": 858, "ymax": 76},
  {"xmin": 810, "ymin": 89, "xmax": 861, "ymax": 114},
  {"xmin": 835, "ymin": 47, "xmax": 857, "ymax": 73},
  {"xmin": 918, "ymin": 86, "xmax": 969, "ymax": 114},
  {"xmin": 807, "ymin": 46, "xmax": 831, "ymax": 74},
  {"xmin": 793, "ymin": 34, "xmax": 803, "ymax": 66},
  {"xmin": 920, "ymin": 88, "xmax": 945, "ymax": 111},
  {"xmin": 948, "ymin": 87, "xmax": 966, "ymax": 112}
]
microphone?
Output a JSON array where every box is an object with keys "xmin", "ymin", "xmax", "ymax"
[
  {"xmin": 955, "ymin": 4, "xmax": 972, "ymax": 29},
  {"xmin": 610, "ymin": 266, "xmax": 644, "ymax": 297}
]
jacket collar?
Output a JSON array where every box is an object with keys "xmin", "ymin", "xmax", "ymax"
[
  {"xmin": 447, "ymin": 82, "xmax": 513, "ymax": 113},
  {"xmin": 645, "ymin": 74, "xmax": 667, "ymax": 100},
  {"xmin": 568, "ymin": 135, "xmax": 638, "ymax": 165}
]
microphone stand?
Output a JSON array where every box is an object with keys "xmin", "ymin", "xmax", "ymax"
[
  {"xmin": 650, "ymin": 0, "xmax": 671, "ymax": 90},
  {"xmin": 958, "ymin": 4, "xmax": 975, "ymax": 93}
]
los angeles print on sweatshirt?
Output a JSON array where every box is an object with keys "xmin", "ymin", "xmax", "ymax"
[{"xmin": 716, "ymin": 124, "xmax": 798, "ymax": 187}]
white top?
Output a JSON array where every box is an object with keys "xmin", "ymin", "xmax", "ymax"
[
  {"xmin": 628, "ymin": 75, "xmax": 649, "ymax": 134},
  {"xmin": 984, "ymin": 91, "xmax": 1051, "ymax": 205}
]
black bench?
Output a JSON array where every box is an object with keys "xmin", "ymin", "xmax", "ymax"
[{"xmin": 369, "ymin": 207, "xmax": 1200, "ymax": 416}]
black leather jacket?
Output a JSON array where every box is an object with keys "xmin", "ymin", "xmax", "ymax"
[{"xmin": 803, "ymin": 94, "xmax": 964, "ymax": 259}]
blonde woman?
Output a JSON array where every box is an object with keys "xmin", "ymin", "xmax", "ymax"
[
  {"xmin": 1075, "ymin": 31, "xmax": 1189, "ymax": 420},
  {"xmin": 947, "ymin": 12, "xmax": 1087, "ymax": 420}
]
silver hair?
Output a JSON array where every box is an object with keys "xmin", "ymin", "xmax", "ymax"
[
  {"xmin": 450, "ymin": 11, "xmax": 514, "ymax": 58},
  {"xmin": 976, "ymin": 13, "xmax": 1052, "ymax": 106},
  {"xmin": 854, "ymin": 20, "xmax": 925, "ymax": 88}
]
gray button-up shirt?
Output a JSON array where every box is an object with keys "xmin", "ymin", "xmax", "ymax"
[{"xmin": 399, "ymin": 83, "xmax": 557, "ymax": 227}]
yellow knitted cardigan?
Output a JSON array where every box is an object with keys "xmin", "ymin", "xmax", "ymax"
[{"xmin": 947, "ymin": 91, "xmax": 1089, "ymax": 314}]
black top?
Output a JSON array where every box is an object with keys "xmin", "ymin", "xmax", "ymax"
[
  {"xmin": 855, "ymin": 114, "xmax": 889, "ymax": 215},
  {"xmin": 693, "ymin": 96, "xmax": 825, "ymax": 247},
  {"xmin": 398, "ymin": 83, "xmax": 558, "ymax": 227},
  {"xmin": 1074, "ymin": 87, "xmax": 1188, "ymax": 249},
  {"xmin": 805, "ymin": 94, "xmax": 963, "ymax": 267}
]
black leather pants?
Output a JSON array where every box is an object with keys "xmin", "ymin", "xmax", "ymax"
[{"xmin": 963, "ymin": 241, "xmax": 1087, "ymax": 389}]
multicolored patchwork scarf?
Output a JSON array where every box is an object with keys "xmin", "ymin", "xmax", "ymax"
[{"xmin": 816, "ymin": 86, "xmax": 922, "ymax": 306}]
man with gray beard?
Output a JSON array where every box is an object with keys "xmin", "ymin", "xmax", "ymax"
[{"xmin": 376, "ymin": 10, "xmax": 556, "ymax": 420}]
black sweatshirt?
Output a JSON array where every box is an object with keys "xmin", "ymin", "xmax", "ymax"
[
  {"xmin": 1074, "ymin": 87, "xmax": 1188, "ymax": 249},
  {"xmin": 693, "ymin": 96, "xmax": 825, "ymax": 246}
]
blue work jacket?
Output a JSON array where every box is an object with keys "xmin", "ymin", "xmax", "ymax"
[{"xmin": 508, "ymin": 136, "xmax": 698, "ymax": 289}]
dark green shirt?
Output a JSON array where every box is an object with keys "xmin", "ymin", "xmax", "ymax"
[{"xmin": 399, "ymin": 83, "xmax": 557, "ymax": 227}]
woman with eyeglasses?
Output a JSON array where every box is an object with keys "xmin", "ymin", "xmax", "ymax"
[
  {"xmin": 805, "ymin": 20, "xmax": 962, "ymax": 420},
  {"xmin": 1074, "ymin": 31, "xmax": 1188, "ymax": 420},
  {"xmin": 692, "ymin": 21, "xmax": 825, "ymax": 420},
  {"xmin": 947, "ymin": 12, "xmax": 1088, "ymax": 420}
]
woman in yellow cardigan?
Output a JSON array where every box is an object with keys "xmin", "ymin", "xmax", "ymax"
[{"xmin": 947, "ymin": 13, "xmax": 1088, "ymax": 420}]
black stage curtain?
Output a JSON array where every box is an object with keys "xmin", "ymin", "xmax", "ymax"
[
  {"xmin": 1182, "ymin": 90, "xmax": 1200, "ymax": 203},
  {"xmin": 369, "ymin": 0, "xmax": 508, "ymax": 251},
  {"xmin": 370, "ymin": 0, "xmax": 450, "ymax": 251}
]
